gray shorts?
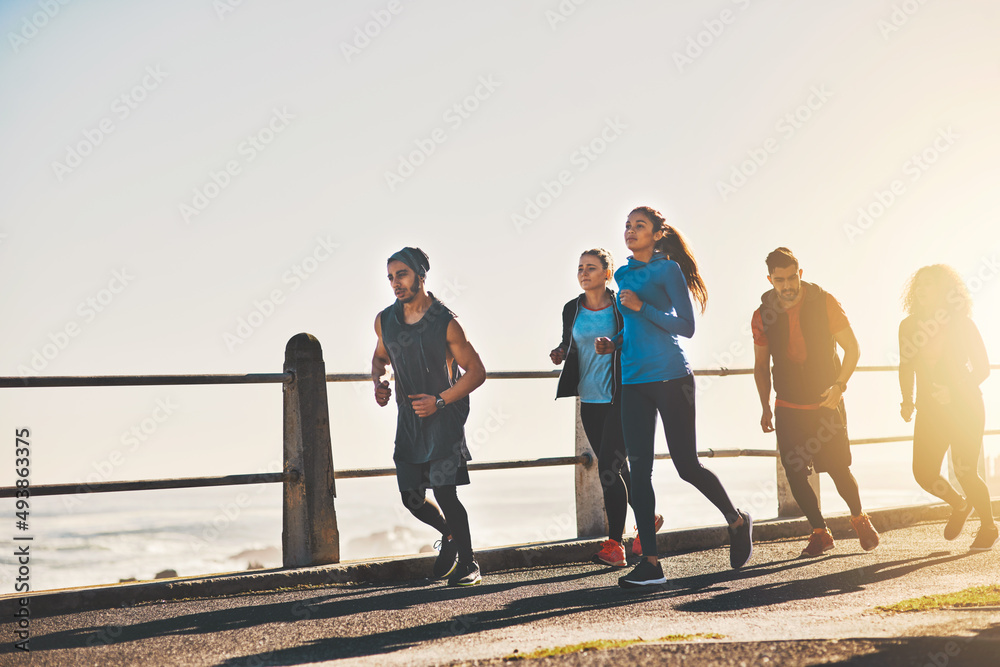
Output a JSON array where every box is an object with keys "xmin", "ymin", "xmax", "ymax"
[{"xmin": 394, "ymin": 455, "xmax": 470, "ymax": 492}]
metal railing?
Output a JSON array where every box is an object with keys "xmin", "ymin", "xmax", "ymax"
[{"xmin": 1, "ymin": 335, "xmax": 996, "ymax": 571}]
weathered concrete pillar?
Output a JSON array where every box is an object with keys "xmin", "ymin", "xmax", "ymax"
[
  {"xmin": 776, "ymin": 457, "xmax": 821, "ymax": 518},
  {"xmin": 575, "ymin": 398, "xmax": 608, "ymax": 538},
  {"xmin": 282, "ymin": 333, "xmax": 339, "ymax": 567}
]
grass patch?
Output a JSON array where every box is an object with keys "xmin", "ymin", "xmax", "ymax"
[
  {"xmin": 877, "ymin": 584, "xmax": 1000, "ymax": 613},
  {"xmin": 505, "ymin": 634, "xmax": 723, "ymax": 660}
]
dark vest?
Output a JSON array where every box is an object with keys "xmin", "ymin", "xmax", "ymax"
[
  {"xmin": 379, "ymin": 294, "xmax": 470, "ymax": 464},
  {"xmin": 759, "ymin": 281, "xmax": 841, "ymax": 405}
]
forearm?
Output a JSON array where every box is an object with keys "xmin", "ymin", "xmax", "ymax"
[
  {"xmin": 898, "ymin": 366, "xmax": 915, "ymax": 404},
  {"xmin": 754, "ymin": 367, "xmax": 772, "ymax": 410},
  {"xmin": 837, "ymin": 344, "xmax": 860, "ymax": 385},
  {"xmin": 371, "ymin": 355, "xmax": 390, "ymax": 385},
  {"xmin": 639, "ymin": 303, "xmax": 695, "ymax": 337},
  {"xmin": 440, "ymin": 361, "xmax": 485, "ymax": 404}
]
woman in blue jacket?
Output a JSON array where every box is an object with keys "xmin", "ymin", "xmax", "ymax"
[
  {"xmin": 551, "ymin": 249, "xmax": 650, "ymax": 567},
  {"xmin": 600, "ymin": 206, "xmax": 753, "ymax": 588}
]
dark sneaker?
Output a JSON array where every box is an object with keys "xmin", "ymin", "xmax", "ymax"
[
  {"xmin": 432, "ymin": 536, "xmax": 458, "ymax": 579},
  {"xmin": 944, "ymin": 501, "xmax": 973, "ymax": 541},
  {"xmin": 969, "ymin": 524, "xmax": 999, "ymax": 552},
  {"xmin": 851, "ymin": 513, "xmax": 880, "ymax": 551},
  {"xmin": 618, "ymin": 560, "xmax": 666, "ymax": 588},
  {"xmin": 447, "ymin": 559, "xmax": 481, "ymax": 586},
  {"xmin": 728, "ymin": 510, "xmax": 753, "ymax": 569},
  {"xmin": 800, "ymin": 528, "xmax": 835, "ymax": 557}
]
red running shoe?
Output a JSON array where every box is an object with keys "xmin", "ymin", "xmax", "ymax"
[
  {"xmin": 801, "ymin": 528, "xmax": 835, "ymax": 557},
  {"xmin": 594, "ymin": 539, "xmax": 627, "ymax": 567},
  {"xmin": 631, "ymin": 513, "xmax": 665, "ymax": 556}
]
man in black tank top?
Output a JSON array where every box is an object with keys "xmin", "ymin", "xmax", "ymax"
[{"xmin": 372, "ymin": 247, "xmax": 486, "ymax": 586}]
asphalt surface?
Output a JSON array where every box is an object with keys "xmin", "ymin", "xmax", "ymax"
[{"xmin": 3, "ymin": 519, "xmax": 999, "ymax": 666}]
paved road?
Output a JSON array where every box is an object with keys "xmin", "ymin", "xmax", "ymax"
[{"xmin": 5, "ymin": 520, "xmax": 999, "ymax": 666}]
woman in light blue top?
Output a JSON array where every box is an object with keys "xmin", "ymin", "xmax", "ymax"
[{"xmin": 599, "ymin": 206, "xmax": 753, "ymax": 588}]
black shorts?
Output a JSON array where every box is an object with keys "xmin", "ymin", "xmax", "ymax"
[
  {"xmin": 775, "ymin": 403, "xmax": 852, "ymax": 475},
  {"xmin": 394, "ymin": 455, "xmax": 470, "ymax": 492}
]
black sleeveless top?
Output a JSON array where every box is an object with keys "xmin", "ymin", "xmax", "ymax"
[{"xmin": 379, "ymin": 294, "xmax": 471, "ymax": 464}]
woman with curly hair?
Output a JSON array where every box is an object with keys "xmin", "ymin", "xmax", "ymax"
[{"xmin": 899, "ymin": 264, "xmax": 997, "ymax": 551}]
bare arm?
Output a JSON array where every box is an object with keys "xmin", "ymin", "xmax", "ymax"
[
  {"xmin": 408, "ymin": 319, "xmax": 486, "ymax": 417},
  {"xmin": 819, "ymin": 325, "xmax": 860, "ymax": 409},
  {"xmin": 753, "ymin": 343, "xmax": 774, "ymax": 433},
  {"xmin": 371, "ymin": 314, "xmax": 392, "ymax": 407},
  {"xmin": 898, "ymin": 319, "xmax": 915, "ymax": 421}
]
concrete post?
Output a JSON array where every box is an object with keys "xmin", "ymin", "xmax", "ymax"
[
  {"xmin": 776, "ymin": 456, "xmax": 821, "ymax": 518},
  {"xmin": 575, "ymin": 398, "xmax": 608, "ymax": 538},
  {"xmin": 282, "ymin": 333, "xmax": 340, "ymax": 567}
]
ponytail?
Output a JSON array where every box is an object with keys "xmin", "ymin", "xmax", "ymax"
[{"xmin": 631, "ymin": 206, "xmax": 708, "ymax": 313}]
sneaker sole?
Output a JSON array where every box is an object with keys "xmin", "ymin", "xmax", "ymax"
[
  {"xmin": 800, "ymin": 546, "xmax": 835, "ymax": 558},
  {"xmin": 618, "ymin": 576, "xmax": 667, "ymax": 588},
  {"xmin": 435, "ymin": 560, "xmax": 458, "ymax": 579},
  {"xmin": 969, "ymin": 536, "xmax": 998, "ymax": 552},
  {"xmin": 449, "ymin": 577, "xmax": 481, "ymax": 586}
]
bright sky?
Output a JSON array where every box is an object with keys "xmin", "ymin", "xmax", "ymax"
[{"xmin": 1, "ymin": 0, "xmax": 998, "ymax": 486}]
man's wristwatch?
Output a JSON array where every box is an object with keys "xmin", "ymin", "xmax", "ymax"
[
  {"xmin": 435, "ymin": 395, "xmax": 446, "ymax": 410},
  {"xmin": 834, "ymin": 381, "xmax": 847, "ymax": 393}
]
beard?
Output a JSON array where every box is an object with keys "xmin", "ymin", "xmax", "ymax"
[{"xmin": 397, "ymin": 283, "xmax": 420, "ymax": 303}]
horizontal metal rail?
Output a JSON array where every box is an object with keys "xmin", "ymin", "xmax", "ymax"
[
  {"xmin": 0, "ymin": 472, "xmax": 289, "ymax": 498},
  {"xmin": 0, "ymin": 373, "xmax": 292, "ymax": 388}
]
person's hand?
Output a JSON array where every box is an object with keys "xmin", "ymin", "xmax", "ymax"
[
  {"xmin": 408, "ymin": 394, "xmax": 438, "ymax": 417},
  {"xmin": 900, "ymin": 400, "xmax": 915, "ymax": 422},
  {"xmin": 818, "ymin": 384, "xmax": 843, "ymax": 410},
  {"xmin": 550, "ymin": 346, "xmax": 566, "ymax": 365},
  {"xmin": 931, "ymin": 383, "xmax": 951, "ymax": 405},
  {"xmin": 760, "ymin": 407, "xmax": 774, "ymax": 433},
  {"xmin": 374, "ymin": 380, "xmax": 391, "ymax": 407},
  {"xmin": 619, "ymin": 289, "xmax": 643, "ymax": 312},
  {"xmin": 595, "ymin": 337, "xmax": 615, "ymax": 355}
]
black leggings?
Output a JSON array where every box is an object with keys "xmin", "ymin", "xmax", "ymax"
[
  {"xmin": 912, "ymin": 397, "xmax": 994, "ymax": 524},
  {"xmin": 621, "ymin": 375, "xmax": 739, "ymax": 557},
  {"xmin": 401, "ymin": 485, "xmax": 474, "ymax": 562},
  {"xmin": 785, "ymin": 464, "xmax": 863, "ymax": 530},
  {"xmin": 580, "ymin": 401, "xmax": 633, "ymax": 543}
]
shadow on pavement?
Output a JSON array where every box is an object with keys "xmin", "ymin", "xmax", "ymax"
[{"xmin": 29, "ymin": 550, "xmax": 981, "ymax": 665}]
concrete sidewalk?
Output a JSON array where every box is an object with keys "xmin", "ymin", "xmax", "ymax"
[
  {"xmin": 3, "ymin": 503, "xmax": 1000, "ymax": 665},
  {"xmin": 1, "ymin": 501, "xmax": 981, "ymax": 616}
]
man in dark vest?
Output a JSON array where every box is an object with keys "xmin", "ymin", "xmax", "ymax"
[
  {"xmin": 752, "ymin": 247, "xmax": 880, "ymax": 557},
  {"xmin": 372, "ymin": 247, "xmax": 486, "ymax": 585}
]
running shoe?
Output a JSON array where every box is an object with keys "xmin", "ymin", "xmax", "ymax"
[
  {"xmin": 851, "ymin": 512, "xmax": 880, "ymax": 551},
  {"xmin": 432, "ymin": 536, "xmax": 458, "ymax": 578},
  {"xmin": 969, "ymin": 524, "xmax": 999, "ymax": 552},
  {"xmin": 728, "ymin": 510, "xmax": 754, "ymax": 569},
  {"xmin": 594, "ymin": 539, "xmax": 627, "ymax": 568},
  {"xmin": 800, "ymin": 528, "xmax": 835, "ymax": 557},
  {"xmin": 944, "ymin": 500, "xmax": 973, "ymax": 541},
  {"xmin": 447, "ymin": 559, "xmax": 481, "ymax": 586},
  {"xmin": 618, "ymin": 560, "xmax": 666, "ymax": 588},
  {"xmin": 631, "ymin": 513, "xmax": 665, "ymax": 556}
]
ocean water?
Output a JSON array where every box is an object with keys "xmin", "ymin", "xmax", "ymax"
[{"xmin": 3, "ymin": 441, "xmax": 997, "ymax": 593}]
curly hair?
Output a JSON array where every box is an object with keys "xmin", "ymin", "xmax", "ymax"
[
  {"xmin": 901, "ymin": 264, "xmax": 971, "ymax": 318},
  {"xmin": 629, "ymin": 206, "xmax": 708, "ymax": 313}
]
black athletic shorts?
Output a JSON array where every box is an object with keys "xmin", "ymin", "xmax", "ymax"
[
  {"xmin": 394, "ymin": 455, "xmax": 470, "ymax": 492},
  {"xmin": 775, "ymin": 402, "xmax": 852, "ymax": 475}
]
